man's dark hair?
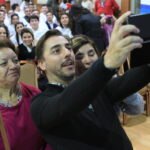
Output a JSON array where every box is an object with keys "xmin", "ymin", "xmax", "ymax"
[
  {"xmin": 46, "ymin": 10, "xmax": 53, "ymax": 15},
  {"xmin": 11, "ymin": 3, "xmax": 19, "ymax": 11},
  {"xmin": 29, "ymin": 15, "xmax": 39, "ymax": 22},
  {"xmin": 36, "ymin": 30, "xmax": 62, "ymax": 60},
  {"xmin": 11, "ymin": 13, "xmax": 19, "ymax": 20},
  {"xmin": 0, "ymin": 39, "xmax": 16, "ymax": 52}
]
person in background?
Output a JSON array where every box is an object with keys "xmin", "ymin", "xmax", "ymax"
[
  {"xmin": 71, "ymin": 34, "xmax": 145, "ymax": 115},
  {"xmin": 94, "ymin": 0, "xmax": 120, "ymax": 17},
  {"xmin": 0, "ymin": 24, "xmax": 9, "ymax": 40},
  {"xmin": 0, "ymin": 39, "xmax": 51, "ymax": 150},
  {"xmin": 0, "ymin": 9, "xmax": 6, "ymax": 25},
  {"xmin": 70, "ymin": 5, "xmax": 107, "ymax": 53},
  {"xmin": 8, "ymin": 13, "xmax": 20, "ymax": 37},
  {"xmin": 47, "ymin": 0, "xmax": 59, "ymax": 19},
  {"xmin": 56, "ymin": 12, "xmax": 73, "ymax": 38},
  {"xmin": 24, "ymin": 6, "xmax": 31, "ymax": 23},
  {"xmin": 45, "ymin": 11, "xmax": 58, "ymax": 30},
  {"xmin": 17, "ymin": 28, "xmax": 35, "ymax": 60},
  {"xmin": 31, "ymin": 12, "xmax": 150, "ymax": 150},
  {"xmin": 10, "ymin": 22, "xmax": 24, "ymax": 47},
  {"xmin": 28, "ymin": 15, "xmax": 48, "ymax": 41}
]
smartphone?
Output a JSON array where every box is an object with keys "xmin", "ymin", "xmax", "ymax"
[
  {"xmin": 130, "ymin": 42, "xmax": 150, "ymax": 68},
  {"xmin": 127, "ymin": 13, "xmax": 150, "ymax": 67},
  {"xmin": 127, "ymin": 13, "xmax": 150, "ymax": 42}
]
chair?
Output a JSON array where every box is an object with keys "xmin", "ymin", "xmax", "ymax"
[
  {"xmin": 118, "ymin": 57, "xmax": 150, "ymax": 125},
  {"xmin": 19, "ymin": 61, "xmax": 38, "ymax": 87}
]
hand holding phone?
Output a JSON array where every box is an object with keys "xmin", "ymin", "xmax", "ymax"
[{"xmin": 127, "ymin": 13, "xmax": 150, "ymax": 67}]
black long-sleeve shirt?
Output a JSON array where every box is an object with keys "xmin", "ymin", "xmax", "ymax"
[{"xmin": 31, "ymin": 58, "xmax": 150, "ymax": 150}]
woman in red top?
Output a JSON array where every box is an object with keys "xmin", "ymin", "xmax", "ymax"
[
  {"xmin": 0, "ymin": 40, "xmax": 52, "ymax": 150},
  {"xmin": 94, "ymin": 0, "xmax": 120, "ymax": 16},
  {"xmin": 0, "ymin": 0, "xmax": 5, "ymax": 5}
]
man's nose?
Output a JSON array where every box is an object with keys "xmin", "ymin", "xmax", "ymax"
[{"xmin": 64, "ymin": 47, "xmax": 71, "ymax": 57}]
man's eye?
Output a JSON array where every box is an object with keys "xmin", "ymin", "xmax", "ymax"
[{"xmin": 52, "ymin": 49, "xmax": 60, "ymax": 54}]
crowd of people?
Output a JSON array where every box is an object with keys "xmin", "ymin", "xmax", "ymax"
[{"xmin": 0, "ymin": 0, "xmax": 149, "ymax": 150}]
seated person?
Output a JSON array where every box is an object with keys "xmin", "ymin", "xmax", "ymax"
[{"xmin": 0, "ymin": 39, "xmax": 51, "ymax": 150}]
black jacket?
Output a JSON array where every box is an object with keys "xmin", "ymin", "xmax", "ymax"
[
  {"xmin": 45, "ymin": 21, "xmax": 58, "ymax": 30},
  {"xmin": 74, "ymin": 13, "xmax": 107, "ymax": 53},
  {"xmin": 31, "ymin": 58, "xmax": 150, "ymax": 150},
  {"xmin": 18, "ymin": 44, "xmax": 35, "ymax": 60}
]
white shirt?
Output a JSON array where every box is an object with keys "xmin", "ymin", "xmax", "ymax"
[
  {"xmin": 10, "ymin": 34, "xmax": 23, "ymax": 46},
  {"xmin": 29, "ymin": 26, "xmax": 49, "ymax": 41},
  {"xmin": 56, "ymin": 26, "xmax": 73, "ymax": 38}
]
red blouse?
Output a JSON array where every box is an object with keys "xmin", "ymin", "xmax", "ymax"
[
  {"xmin": 95, "ymin": 0, "xmax": 120, "ymax": 15},
  {"xmin": 0, "ymin": 0, "xmax": 5, "ymax": 4}
]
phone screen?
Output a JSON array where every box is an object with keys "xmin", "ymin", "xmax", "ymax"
[
  {"xmin": 128, "ymin": 13, "xmax": 150, "ymax": 42},
  {"xmin": 130, "ymin": 42, "xmax": 150, "ymax": 67}
]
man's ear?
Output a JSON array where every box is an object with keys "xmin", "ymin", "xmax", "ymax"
[{"xmin": 38, "ymin": 60, "xmax": 46, "ymax": 71}]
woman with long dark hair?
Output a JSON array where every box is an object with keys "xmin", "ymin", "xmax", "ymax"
[
  {"xmin": 10, "ymin": 22, "xmax": 24, "ymax": 47},
  {"xmin": 56, "ymin": 12, "xmax": 73, "ymax": 38},
  {"xmin": 0, "ymin": 24, "xmax": 9, "ymax": 40},
  {"xmin": 70, "ymin": 5, "xmax": 107, "ymax": 53}
]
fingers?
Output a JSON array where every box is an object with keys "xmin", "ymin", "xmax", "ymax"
[
  {"xmin": 118, "ymin": 35, "xmax": 143, "ymax": 48},
  {"xmin": 113, "ymin": 11, "xmax": 131, "ymax": 32},
  {"xmin": 118, "ymin": 25, "xmax": 140, "ymax": 39},
  {"xmin": 123, "ymin": 43, "xmax": 143, "ymax": 53}
]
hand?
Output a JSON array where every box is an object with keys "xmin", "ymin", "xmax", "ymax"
[
  {"xmin": 104, "ymin": 11, "xmax": 143, "ymax": 69},
  {"xmin": 100, "ymin": 15, "xmax": 107, "ymax": 25}
]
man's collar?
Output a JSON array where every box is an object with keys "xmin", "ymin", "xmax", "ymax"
[{"xmin": 48, "ymin": 82, "xmax": 67, "ymax": 88}]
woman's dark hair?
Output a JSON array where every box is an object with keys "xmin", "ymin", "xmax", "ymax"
[
  {"xmin": 59, "ymin": 12, "xmax": 72, "ymax": 29},
  {"xmin": 71, "ymin": 34, "xmax": 100, "ymax": 56},
  {"xmin": 15, "ymin": 22, "xmax": 24, "ymax": 45},
  {"xmin": 11, "ymin": 13, "xmax": 19, "ymax": 24},
  {"xmin": 20, "ymin": 28, "xmax": 34, "ymax": 40},
  {"xmin": 71, "ymin": 35, "xmax": 101, "ymax": 76},
  {"xmin": 0, "ymin": 24, "xmax": 9, "ymax": 38},
  {"xmin": 69, "ymin": 5, "xmax": 90, "ymax": 18}
]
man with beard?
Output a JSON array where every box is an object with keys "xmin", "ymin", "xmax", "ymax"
[{"xmin": 31, "ymin": 12, "xmax": 150, "ymax": 150}]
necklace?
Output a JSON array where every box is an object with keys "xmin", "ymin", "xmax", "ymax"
[{"xmin": 0, "ymin": 85, "xmax": 22, "ymax": 107}]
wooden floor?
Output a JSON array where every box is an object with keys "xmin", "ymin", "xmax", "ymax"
[{"xmin": 123, "ymin": 115, "xmax": 150, "ymax": 150}]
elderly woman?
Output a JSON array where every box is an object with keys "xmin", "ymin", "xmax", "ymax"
[
  {"xmin": 0, "ymin": 40, "xmax": 52, "ymax": 150},
  {"xmin": 71, "ymin": 34, "xmax": 145, "ymax": 115}
]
